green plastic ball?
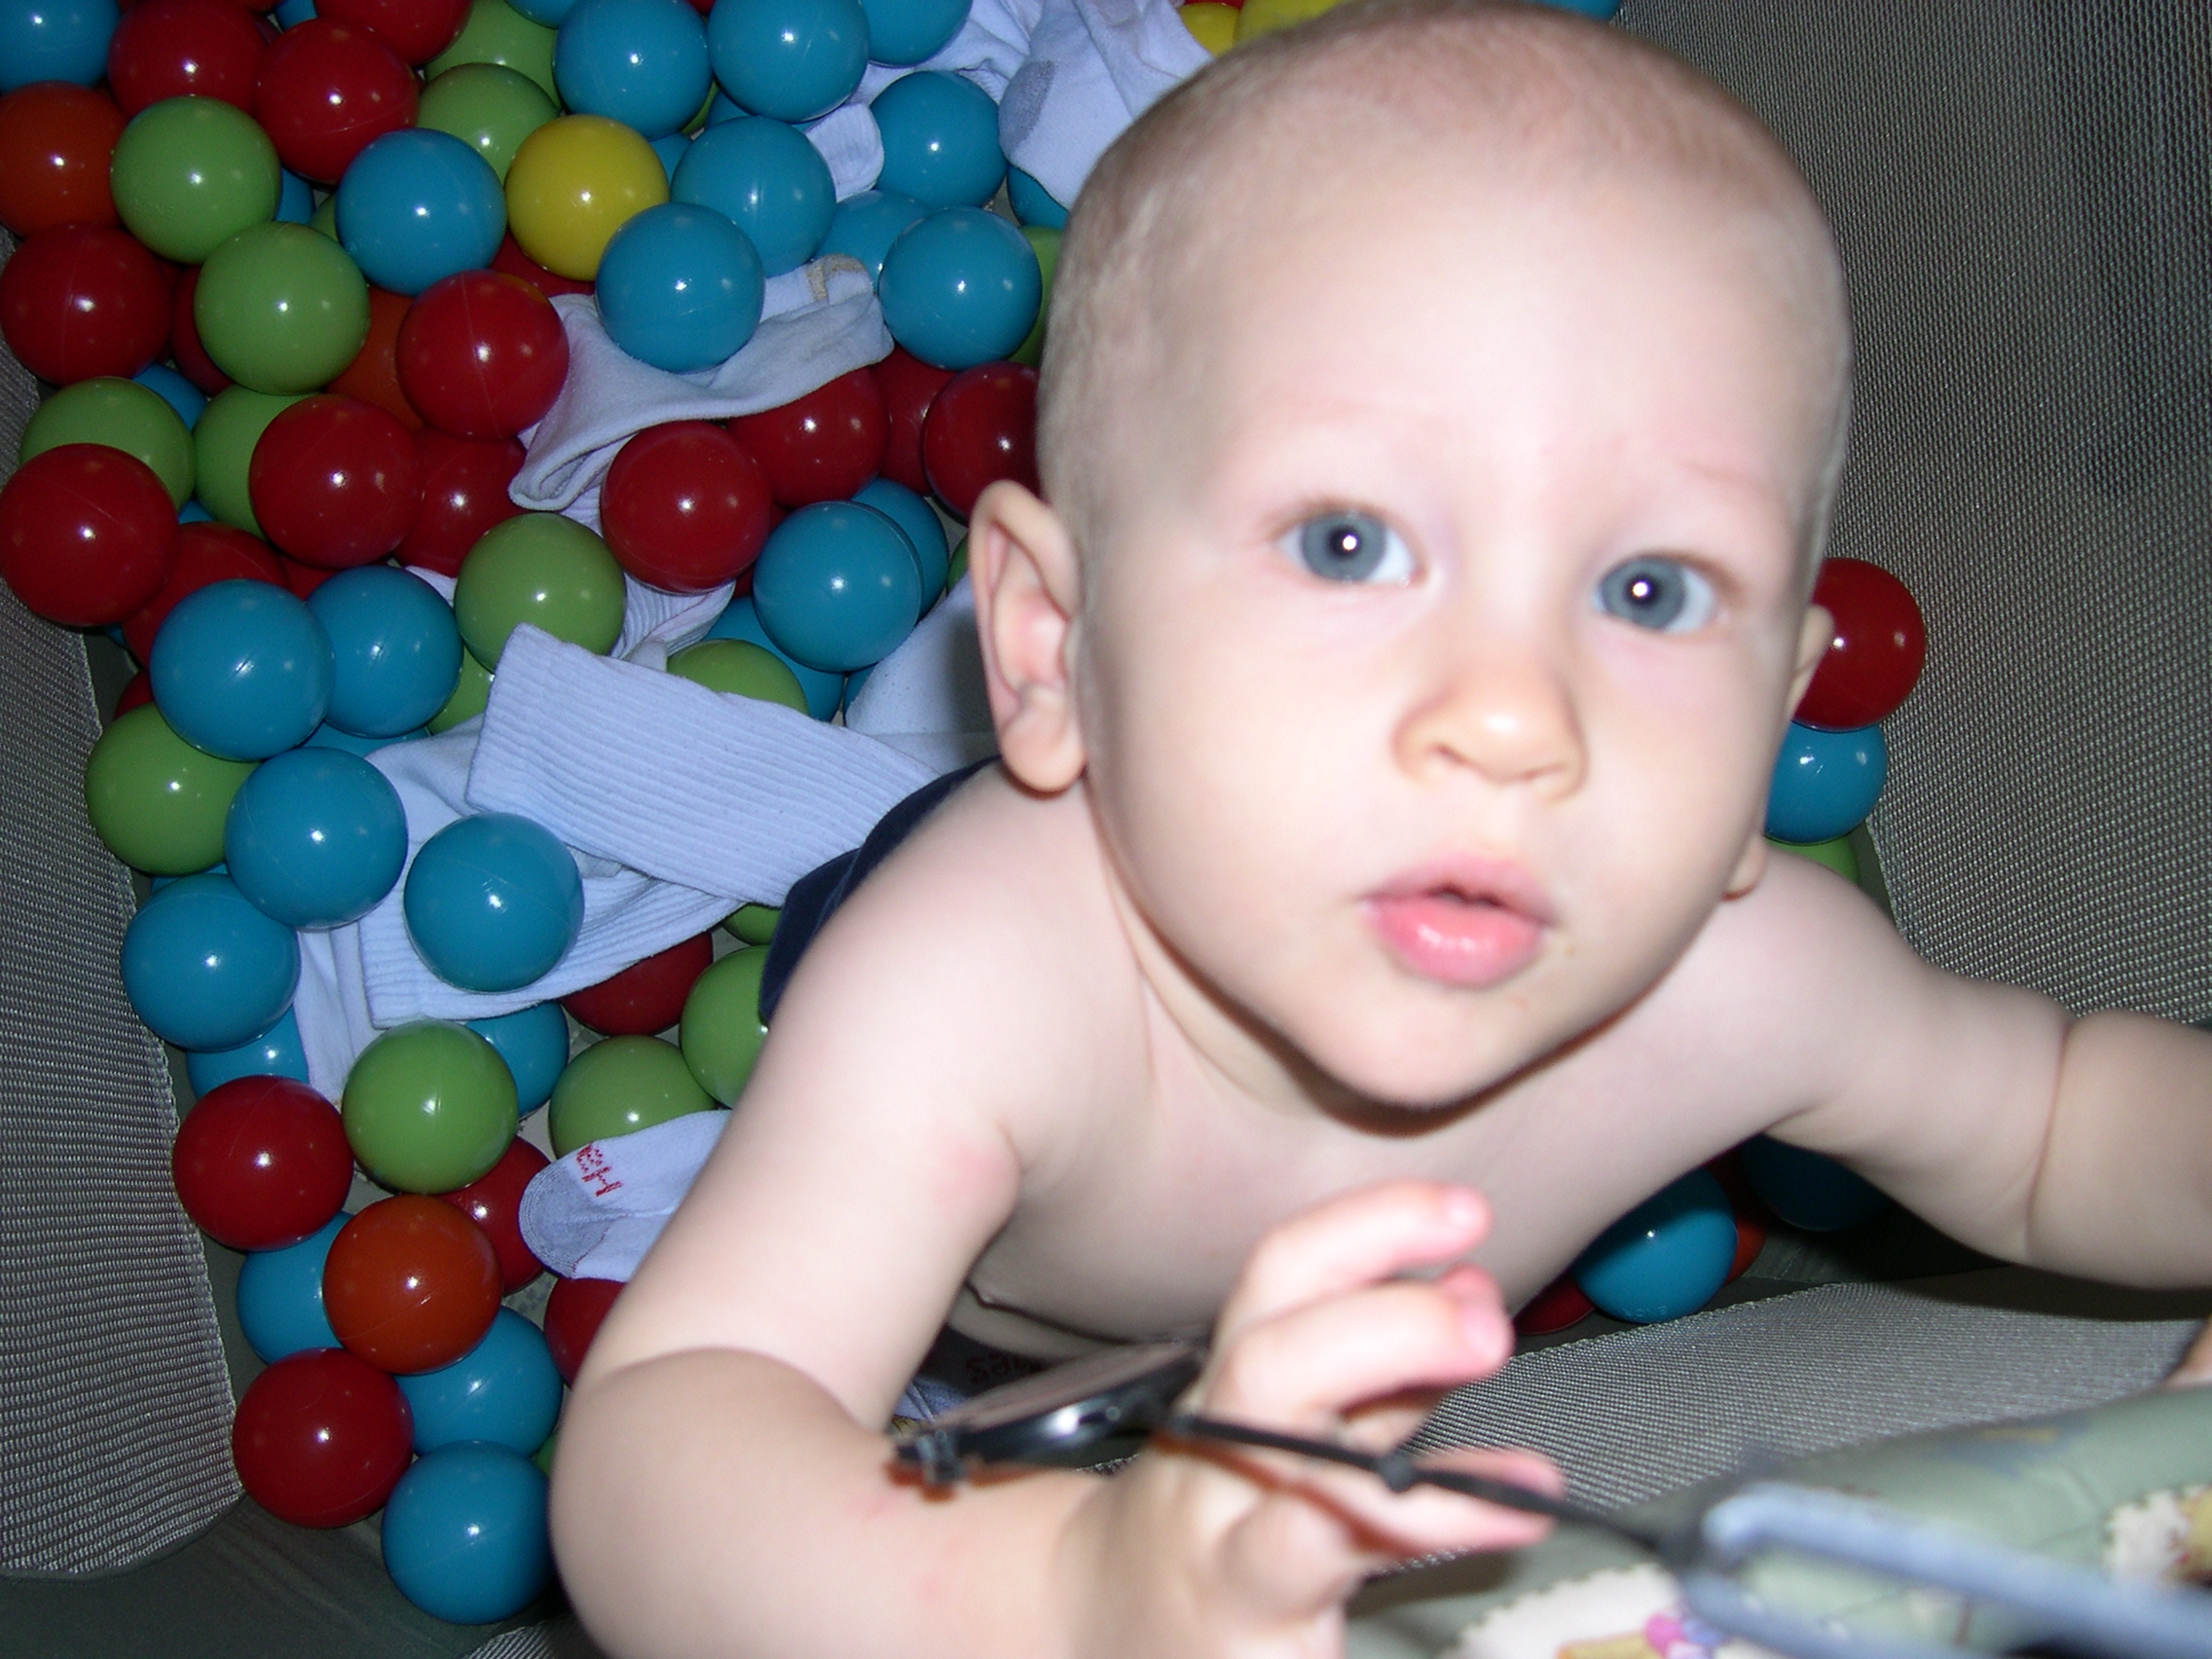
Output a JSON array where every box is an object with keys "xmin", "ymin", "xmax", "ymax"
[
  {"xmin": 428, "ymin": 0, "xmax": 559, "ymax": 101},
  {"xmin": 84, "ymin": 705, "xmax": 258, "ymax": 875},
  {"xmin": 1011, "ymin": 225, "xmax": 1059, "ymax": 369},
  {"xmin": 195, "ymin": 222, "xmax": 371, "ymax": 394},
  {"xmin": 110, "ymin": 95, "xmax": 280, "ymax": 265},
  {"xmin": 420, "ymin": 62, "xmax": 558, "ymax": 184},
  {"xmin": 427, "ymin": 647, "xmax": 495, "ymax": 733},
  {"xmin": 454, "ymin": 513, "xmax": 626, "ymax": 668},
  {"xmin": 343, "ymin": 1020, "xmax": 519, "ymax": 1193},
  {"xmin": 194, "ymin": 387, "xmax": 305, "ymax": 535},
  {"xmin": 312, "ymin": 193, "xmax": 339, "ymax": 240},
  {"xmin": 666, "ymin": 640, "xmax": 806, "ymax": 713},
  {"xmin": 945, "ymin": 535, "xmax": 968, "ymax": 591},
  {"xmin": 533, "ymin": 1428, "xmax": 558, "ymax": 1476},
  {"xmin": 1772, "ymin": 834, "xmax": 1859, "ymax": 883},
  {"xmin": 679, "ymin": 947, "xmax": 769, "ymax": 1105},
  {"xmin": 548, "ymin": 1034, "xmax": 713, "ymax": 1157},
  {"xmin": 722, "ymin": 903, "xmax": 778, "ymax": 945},
  {"xmin": 21, "ymin": 378, "xmax": 195, "ymax": 507}
]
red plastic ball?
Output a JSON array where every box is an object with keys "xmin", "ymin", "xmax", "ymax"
[
  {"xmin": 600, "ymin": 423, "xmax": 773, "ymax": 593},
  {"xmin": 323, "ymin": 1195, "xmax": 502, "ymax": 1374},
  {"xmin": 1728, "ymin": 1207, "xmax": 1766, "ymax": 1283},
  {"xmin": 869, "ymin": 347, "xmax": 953, "ymax": 496},
  {"xmin": 1797, "ymin": 558, "xmax": 1927, "ymax": 730},
  {"xmin": 396, "ymin": 270, "xmax": 570, "ymax": 440},
  {"xmin": 0, "ymin": 224, "xmax": 171, "ymax": 385},
  {"xmin": 327, "ymin": 285, "xmax": 423, "ymax": 432},
  {"xmin": 728, "ymin": 369, "xmax": 888, "ymax": 508},
  {"xmin": 397, "ymin": 428, "xmax": 524, "ymax": 576},
  {"xmin": 168, "ymin": 265, "xmax": 232, "ymax": 394},
  {"xmin": 561, "ymin": 932, "xmax": 713, "ymax": 1036},
  {"xmin": 108, "ymin": 0, "xmax": 268, "ymax": 114},
  {"xmin": 278, "ymin": 553, "xmax": 335, "ymax": 597},
  {"xmin": 1513, "ymin": 1275, "xmax": 1593, "ymax": 1337},
  {"xmin": 253, "ymin": 18, "xmax": 418, "ymax": 184},
  {"xmin": 315, "ymin": 0, "xmax": 466, "ymax": 63},
  {"xmin": 491, "ymin": 231, "xmax": 592, "ymax": 302},
  {"xmin": 231, "ymin": 1347, "xmax": 413, "ymax": 1527},
  {"xmin": 170, "ymin": 1075, "xmax": 353, "ymax": 1250},
  {"xmin": 0, "ymin": 83, "xmax": 127, "ymax": 236},
  {"xmin": 437, "ymin": 1137, "xmax": 549, "ymax": 1292},
  {"xmin": 921, "ymin": 361, "xmax": 1037, "ymax": 519},
  {"xmin": 116, "ymin": 667, "xmax": 154, "ymax": 716},
  {"xmin": 541, "ymin": 1274, "xmax": 621, "ymax": 1384},
  {"xmin": 122, "ymin": 520, "xmax": 285, "ymax": 660},
  {"xmin": 0, "ymin": 445, "xmax": 178, "ymax": 627},
  {"xmin": 248, "ymin": 393, "xmax": 424, "ymax": 569}
]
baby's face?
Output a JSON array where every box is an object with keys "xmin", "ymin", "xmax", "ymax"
[{"xmin": 1071, "ymin": 152, "xmax": 1840, "ymax": 1107}]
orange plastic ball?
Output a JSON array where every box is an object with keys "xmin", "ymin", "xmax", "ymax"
[
  {"xmin": 327, "ymin": 285, "xmax": 424, "ymax": 431},
  {"xmin": 0, "ymin": 83, "xmax": 128, "ymax": 237},
  {"xmin": 322, "ymin": 1194, "xmax": 502, "ymax": 1374}
]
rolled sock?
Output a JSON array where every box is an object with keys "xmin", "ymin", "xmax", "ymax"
[
  {"xmin": 997, "ymin": 0, "xmax": 1207, "ymax": 207},
  {"xmin": 844, "ymin": 577, "xmax": 997, "ymax": 772},
  {"xmin": 518, "ymin": 1109, "xmax": 733, "ymax": 1280},
  {"xmin": 803, "ymin": 101, "xmax": 884, "ymax": 199}
]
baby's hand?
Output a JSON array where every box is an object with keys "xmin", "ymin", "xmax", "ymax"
[{"xmin": 1058, "ymin": 1182, "xmax": 1558, "ymax": 1659}]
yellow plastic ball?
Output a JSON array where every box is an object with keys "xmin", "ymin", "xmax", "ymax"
[
  {"xmin": 1179, "ymin": 2, "xmax": 1237, "ymax": 54},
  {"xmin": 1235, "ymin": 0, "xmax": 1345, "ymax": 42},
  {"xmin": 504, "ymin": 114, "xmax": 669, "ymax": 280}
]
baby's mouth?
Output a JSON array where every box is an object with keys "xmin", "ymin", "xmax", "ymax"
[{"xmin": 1365, "ymin": 866, "xmax": 1549, "ymax": 989}]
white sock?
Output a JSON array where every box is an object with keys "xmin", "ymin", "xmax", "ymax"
[
  {"xmin": 844, "ymin": 576, "xmax": 997, "ymax": 772},
  {"xmin": 517, "ymin": 1108, "xmax": 733, "ymax": 1279},
  {"xmin": 997, "ymin": 0, "xmax": 1206, "ymax": 208}
]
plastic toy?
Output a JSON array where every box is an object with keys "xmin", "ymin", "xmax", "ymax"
[
  {"xmin": 454, "ymin": 510, "xmax": 625, "ymax": 665},
  {"xmin": 594, "ymin": 200, "xmax": 767, "ymax": 371},
  {"xmin": 166, "ymin": 269, "xmax": 231, "ymax": 395},
  {"xmin": 83, "ymin": 704, "xmax": 254, "ymax": 874},
  {"xmin": 562, "ymin": 931, "xmax": 713, "ymax": 1035},
  {"xmin": 540, "ymin": 1272, "xmax": 620, "ymax": 1382},
  {"xmin": 1798, "ymin": 557, "xmax": 1927, "ymax": 730},
  {"xmin": 323, "ymin": 288, "xmax": 421, "ymax": 434},
  {"xmin": 398, "ymin": 429, "xmax": 527, "ymax": 574},
  {"xmin": 669, "ymin": 113, "xmax": 832, "ymax": 276},
  {"xmin": 0, "ymin": 0, "xmax": 118, "ymax": 92},
  {"xmin": 0, "ymin": 81, "xmax": 125, "ymax": 236},
  {"xmin": 1512, "ymin": 1274, "xmax": 1595, "ymax": 1337},
  {"xmin": 702, "ymin": 592, "xmax": 843, "ymax": 719},
  {"xmin": 1765, "ymin": 719, "xmax": 1888, "ymax": 845},
  {"xmin": 599, "ymin": 419, "xmax": 774, "ymax": 590},
  {"xmin": 465, "ymin": 1000, "xmax": 571, "ymax": 1112},
  {"xmin": 340, "ymin": 1018, "xmax": 520, "ymax": 1196},
  {"xmin": 849, "ymin": 476, "xmax": 948, "ymax": 594},
  {"xmin": 0, "ymin": 442, "xmax": 176, "ymax": 626},
  {"xmin": 505, "ymin": 0, "xmax": 580, "ymax": 32},
  {"xmin": 235, "ymin": 1213, "xmax": 347, "ymax": 1361},
  {"xmin": 308, "ymin": 564, "xmax": 464, "ymax": 735},
  {"xmin": 395, "ymin": 268, "xmax": 571, "ymax": 438},
  {"xmin": 679, "ymin": 943, "xmax": 768, "ymax": 1103},
  {"xmin": 817, "ymin": 187, "xmax": 926, "ymax": 285},
  {"xmin": 380, "ymin": 1443, "xmax": 553, "ymax": 1622},
  {"xmin": 871, "ymin": 70, "xmax": 1005, "ymax": 210},
  {"xmin": 724, "ymin": 902, "xmax": 778, "ymax": 943},
  {"xmin": 106, "ymin": 0, "xmax": 267, "ymax": 114},
  {"xmin": 428, "ymin": 0, "xmax": 561, "ymax": 101},
  {"xmin": 120, "ymin": 870, "xmax": 301, "ymax": 1051},
  {"xmin": 504, "ymin": 112, "xmax": 668, "ymax": 279},
  {"xmin": 0, "ymin": 223, "xmax": 170, "ymax": 385},
  {"xmin": 546, "ymin": 1032, "xmax": 714, "ymax": 1155},
  {"xmin": 666, "ymin": 638, "xmax": 807, "ymax": 711},
  {"xmin": 185, "ymin": 1005, "xmax": 312, "ymax": 1094},
  {"xmin": 150, "ymin": 578, "xmax": 334, "ymax": 759},
  {"xmin": 253, "ymin": 18, "xmax": 420, "ymax": 184},
  {"xmin": 395, "ymin": 1307, "xmax": 562, "ymax": 1452},
  {"xmin": 223, "ymin": 746, "xmax": 408, "ymax": 928},
  {"xmin": 317, "ymin": 0, "xmax": 471, "ymax": 64},
  {"xmin": 877, "ymin": 205, "xmax": 1043, "ymax": 370},
  {"xmin": 425, "ymin": 646, "xmax": 494, "ymax": 732},
  {"xmin": 554, "ymin": 0, "xmax": 711, "ymax": 140},
  {"xmin": 1011, "ymin": 225, "xmax": 1057, "ymax": 367},
  {"xmin": 492, "ymin": 227, "xmax": 596, "ymax": 299},
  {"xmin": 753, "ymin": 498, "xmax": 926, "ymax": 671},
  {"xmin": 921, "ymin": 359, "xmax": 1038, "ymax": 516},
  {"xmin": 727, "ymin": 367, "xmax": 888, "ymax": 506},
  {"xmin": 404, "ymin": 812, "xmax": 586, "ymax": 991},
  {"xmin": 169, "ymin": 1074, "xmax": 352, "ymax": 1250},
  {"xmin": 417, "ymin": 60, "xmax": 558, "ymax": 182},
  {"xmin": 437, "ymin": 1139, "xmax": 552, "ymax": 1289},
  {"xmin": 1570, "ymin": 1167, "xmax": 1738, "ymax": 1324},
  {"xmin": 705, "ymin": 0, "xmax": 865, "ymax": 123},
  {"xmin": 21, "ymin": 376, "xmax": 194, "ymax": 506},
  {"xmin": 323, "ymin": 1194, "xmax": 504, "ymax": 1372},
  {"xmin": 650, "ymin": 129, "xmax": 689, "ymax": 179},
  {"xmin": 194, "ymin": 221, "xmax": 372, "ymax": 394},
  {"xmin": 855, "ymin": 0, "xmax": 965, "ymax": 65},
  {"xmin": 870, "ymin": 345, "xmax": 954, "ymax": 494},
  {"xmin": 1740, "ymin": 1133, "xmax": 1890, "ymax": 1233},
  {"xmin": 336, "ymin": 129, "xmax": 508, "ymax": 296},
  {"xmin": 247, "ymin": 393, "xmax": 424, "ymax": 568},
  {"xmin": 1006, "ymin": 166, "xmax": 1068, "ymax": 229},
  {"xmin": 230, "ymin": 1347, "xmax": 415, "ymax": 1527},
  {"xmin": 193, "ymin": 387, "xmax": 304, "ymax": 535}
]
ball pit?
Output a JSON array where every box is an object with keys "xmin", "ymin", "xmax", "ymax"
[
  {"xmin": 870, "ymin": 345, "xmax": 955, "ymax": 493},
  {"xmin": 106, "ymin": 0, "xmax": 268, "ymax": 115},
  {"xmin": 323, "ymin": 1193, "xmax": 504, "ymax": 1372},
  {"xmin": 438, "ymin": 1138, "xmax": 552, "ymax": 1289},
  {"xmin": 1798, "ymin": 557, "xmax": 1927, "ymax": 730},
  {"xmin": 547, "ymin": 1033, "xmax": 714, "ymax": 1155},
  {"xmin": 706, "ymin": 0, "xmax": 864, "ymax": 123},
  {"xmin": 231, "ymin": 1347, "xmax": 415, "ymax": 1527},
  {"xmin": 166, "ymin": 268, "xmax": 233, "ymax": 396},
  {"xmin": 562, "ymin": 930, "xmax": 713, "ymax": 1035},
  {"xmin": 851, "ymin": 475, "xmax": 948, "ymax": 594},
  {"xmin": 1005, "ymin": 164, "xmax": 1067, "ymax": 229},
  {"xmin": 429, "ymin": 0, "xmax": 560, "ymax": 100},
  {"xmin": 185, "ymin": 1005, "xmax": 311, "ymax": 1094},
  {"xmin": 317, "ymin": 0, "xmax": 472, "ymax": 65},
  {"xmin": 730, "ymin": 367, "xmax": 888, "ymax": 505},
  {"xmin": 248, "ymin": 393, "xmax": 424, "ymax": 568},
  {"xmin": 20, "ymin": 375, "xmax": 195, "ymax": 507},
  {"xmin": 197, "ymin": 221, "xmax": 373, "ymax": 395},
  {"xmin": 404, "ymin": 812, "xmax": 587, "ymax": 991},
  {"xmin": 752, "ymin": 498, "xmax": 925, "ymax": 671},
  {"xmin": 193, "ymin": 387, "xmax": 305, "ymax": 535},
  {"xmin": 465, "ymin": 1000, "xmax": 571, "ymax": 1113},
  {"xmin": 326, "ymin": 286, "xmax": 423, "ymax": 430},
  {"xmin": 0, "ymin": 0, "xmax": 120, "ymax": 92},
  {"xmin": 1765, "ymin": 719, "xmax": 1887, "ymax": 846},
  {"xmin": 818, "ymin": 187, "xmax": 926, "ymax": 284},
  {"xmin": 110, "ymin": 94, "xmax": 280, "ymax": 264},
  {"xmin": 541, "ymin": 1273, "xmax": 620, "ymax": 1382},
  {"xmin": 856, "ymin": 0, "xmax": 966, "ymax": 65},
  {"xmin": 679, "ymin": 943, "xmax": 768, "ymax": 1103},
  {"xmin": 0, "ymin": 81, "xmax": 125, "ymax": 235},
  {"xmin": 84, "ymin": 703, "xmax": 256, "ymax": 874},
  {"xmin": 417, "ymin": 59, "xmax": 558, "ymax": 181},
  {"xmin": 254, "ymin": 18, "xmax": 420, "ymax": 184},
  {"xmin": 395, "ymin": 1307, "xmax": 561, "ymax": 1452},
  {"xmin": 0, "ymin": 223, "xmax": 170, "ymax": 385},
  {"xmin": 454, "ymin": 509, "xmax": 626, "ymax": 664},
  {"xmin": 1571, "ymin": 1168, "xmax": 1738, "ymax": 1325},
  {"xmin": 669, "ymin": 113, "xmax": 833, "ymax": 276},
  {"xmin": 381, "ymin": 1443, "xmax": 553, "ymax": 1623},
  {"xmin": 170, "ymin": 1075, "xmax": 353, "ymax": 1250},
  {"xmin": 1740, "ymin": 1133, "xmax": 1889, "ymax": 1233},
  {"xmin": 877, "ymin": 205, "xmax": 1042, "ymax": 370},
  {"xmin": 395, "ymin": 267, "xmax": 570, "ymax": 439},
  {"xmin": 702, "ymin": 593, "xmax": 844, "ymax": 719},
  {"xmin": 870, "ymin": 70, "xmax": 1006, "ymax": 210},
  {"xmin": 600, "ymin": 419, "xmax": 773, "ymax": 589},
  {"xmin": 666, "ymin": 638, "xmax": 806, "ymax": 711},
  {"xmin": 595, "ymin": 200, "xmax": 766, "ymax": 371},
  {"xmin": 343, "ymin": 1018, "xmax": 521, "ymax": 1191},
  {"xmin": 921, "ymin": 359, "xmax": 1038, "ymax": 516},
  {"xmin": 553, "ymin": 0, "xmax": 711, "ymax": 140},
  {"xmin": 0, "ymin": 442, "xmax": 177, "ymax": 626},
  {"xmin": 309, "ymin": 564, "xmax": 465, "ymax": 735}
]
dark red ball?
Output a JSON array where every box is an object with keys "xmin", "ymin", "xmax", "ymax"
[
  {"xmin": 232, "ymin": 1347, "xmax": 413, "ymax": 1527},
  {"xmin": 1513, "ymin": 1275, "xmax": 1593, "ymax": 1337},
  {"xmin": 0, "ymin": 224, "xmax": 171, "ymax": 385},
  {"xmin": 600, "ymin": 423, "xmax": 773, "ymax": 593},
  {"xmin": 1797, "ymin": 558, "xmax": 1927, "ymax": 730},
  {"xmin": 396, "ymin": 270, "xmax": 570, "ymax": 440},
  {"xmin": 491, "ymin": 231, "xmax": 592, "ymax": 302},
  {"xmin": 122, "ymin": 519, "xmax": 285, "ymax": 660},
  {"xmin": 253, "ymin": 18, "xmax": 418, "ymax": 184},
  {"xmin": 116, "ymin": 667, "xmax": 155, "ymax": 716},
  {"xmin": 0, "ymin": 82, "xmax": 128, "ymax": 236},
  {"xmin": 922, "ymin": 361, "xmax": 1037, "ymax": 519},
  {"xmin": 0, "ymin": 445, "xmax": 178, "ymax": 627},
  {"xmin": 168, "ymin": 265, "xmax": 232, "ymax": 394},
  {"xmin": 397, "ymin": 428, "xmax": 524, "ymax": 576},
  {"xmin": 728, "ymin": 368, "xmax": 888, "ymax": 508},
  {"xmin": 248, "ymin": 393, "xmax": 424, "ymax": 569},
  {"xmin": 171, "ymin": 1074, "xmax": 353, "ymax": 1250},
  {"xmin": 869, "ymin": 347, "xmax": 953, "ymax": 497},
  {"xmin": 437, "ymin": 1137, "xmax": 548, "ymax": 1293},
  {"xmin": 315, "ymin": 0, "xmax": 467, "ymax": 63},
  {"xmin": 541, "ymin": 1274, "xmax": 622, "ymax": 1384},
  {"xmin": 278, "ymin": 553, "xmax": 335, "ymax": 597},
  {"xmin": 561, "ymin": 933, "xmax": 714, "ymax": 1036},
  {"xmin": 108, "ymin": 0, "xmax": 269, "ymax": 114}
]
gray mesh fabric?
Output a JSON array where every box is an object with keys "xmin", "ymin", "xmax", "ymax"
[{"xmin": 0, "ymin": 229, "xmax": 242, "ymax": 1575}]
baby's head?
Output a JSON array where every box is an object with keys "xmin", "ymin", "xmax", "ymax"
[{"xmin": 969, "ymin": 0, "xmax": 1852, "ymax": 1106}]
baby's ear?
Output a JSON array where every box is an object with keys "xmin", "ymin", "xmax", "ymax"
[{"xmin": 969, "ymin": 480, "xmax": 1086, "ymax": 793}]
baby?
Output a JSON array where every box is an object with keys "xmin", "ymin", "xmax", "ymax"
[{"xmin": 550, "ymin": 2, "xmax": 2212, "ymax": 1654}]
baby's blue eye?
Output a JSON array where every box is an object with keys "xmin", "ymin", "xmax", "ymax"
[
  {"xmin": 1287, "ymin": 510, "xmax": 1414, "ymax": 584},
  {"xmin": 1596, "ymin": 557, "xmax": 1714, "ymax": 632}
]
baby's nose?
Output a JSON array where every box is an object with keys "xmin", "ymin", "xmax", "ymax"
[{"xmin": 1394, "ymin": 649, "xmax": 1586, "ymax": 794}]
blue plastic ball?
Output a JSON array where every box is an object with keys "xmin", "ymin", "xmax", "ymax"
[
  {"xmin": 1739, "ymin": 1135, "xmax": 1889, "ymax": 1233},
  {"xmin": 134, "ymin": 363, "xmax": 207, "ymax": 429},
  {"xmin": 595, "ymin": 201, "xmax": 766, "ymax": 372},
  {"xmin": 236, "ymin": 1214, "xmax": 344, "ymax": 1362},
  {"xmin": 1765, "ymin": 719, "xmax": 1887, "ymax": 845},
  {"xmin": 706, "ymin": 0, "xmax": 866, "ymax": 123},
  {"xmin": 0, "ymin": 0, "xmax": 117, "ymax": 90},
  {"xmin": 306, "ymin": 722, "xmax": 424, "ymax": 756},
  {"xmin": 870, "ymin": 70, "xmax": 1003, "ymax": 209},
  {"xmin": 123, "ymin": 871, "xmax": 302, "ymax": 1051},
  {"xmin": 275, "ymin": 167, "xmax": 314, "ymax": 225},
  {"xmin": 554, "ymin": 0, "xmax": 712, "ymax": 140},
  {"xmin": 703, "ymin": 595, "xmax": 843, "ymax": 719},
  {"xmin": 850, "ymin": 475, "xmax": 945, "ymax": 594},
  {"xmin": 650, "ymin": 129, "xmax": 690, "ymax": 180},
  {"xmin": 466, "ymin": 1001, "xmax": 570, "ymax": 1113},
  {"xmin": 877, "ymin": 206, "xmax": 1042, "ymax": 370},
  {"xmin": 224, "ymin": 747, "xmax": 408, "ymax": 929},
  {"xmin": 839, "ymin": 659, "xmax": 869, "ymax": 712},
  {"xmin": 705, "ymin": 87, "xmax": 742, "ymax": 125},
  {"xmin": 1570, "ymin": 1169, "xmax": 1736, "ymax": 1325},
  {"xmin": 506, "ymin": 0, "xmax": 575, "ymax": 27},
  {"xmin": 336, "ymin": 129, "xmax": 507, "ymax": 297},
  {"xmin": 1536, "ymin": 0, "xmax": 1620, "ymax": 16},
  {"xmin": 752, "ymin": 500, "xmax": 924, "ymax": 672},
  {"xmin": 404, "ymin": 813, "xmax": 584, "ymax": 992},
  {"xmin": 177, "ymin": 499, "xmax": 212, "ymax": 524},
  {"xmin": 817, "ymin": 188, "xmax": 925, "ymax": 286},
  {"xmin": 187, "ymin": 1005, "xmax": 311, "ymax": 1093},
  {"xmin": 151, "ymin": 580, "xmax": 334, "ymax": 761},
  {"xmin": 396, "ymin": 1309, "xmax": 563, "ymax": 1454},
  {"xmin": 856, "ymin": 0, "xmax": 966, "ymax": 66},
  {"xmin": 308, "ymin": 565, "xmax": 464, "ymax": 738},
  {"xmin": 671, "ymin": 115, "xmax": 832, "ymax": 276},
  {"xmin": 381, "ymin": 1444, "xmax": 553, "ymax": 1624},
  {"xmin": 1005, "ymin": 166, "xmax": 1066, "ymax": 230},
  {"xmin": 274, "ymin": 0, "xmax": 314, "ymax": 23}
]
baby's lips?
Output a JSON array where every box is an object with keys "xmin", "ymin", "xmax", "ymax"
[{"xmin": 1366, "ymin": 890, "xmax": 1545, "ymax": 987}]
